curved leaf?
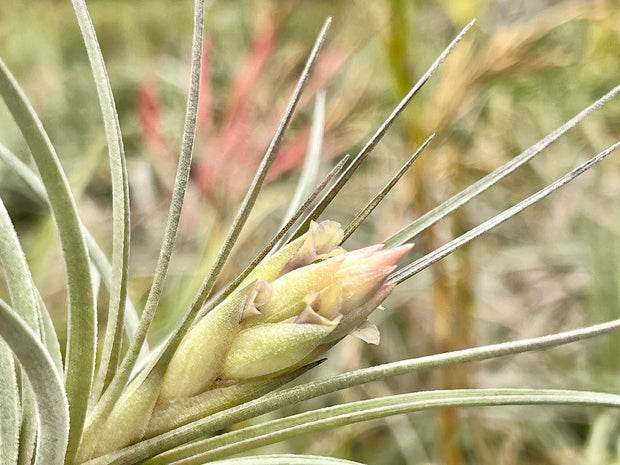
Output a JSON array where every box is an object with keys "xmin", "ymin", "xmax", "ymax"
[
  {"xmin": 0, "ymin": 198, "xmax": 39, "ymax": 332},
  {"xmin": 83, "ymin": 317, "xmax": 620, "ymax": 465},
  {"xmin": 91, "ymin": 0, "xmax": 208, "ymax": 429},
  {"xmin": 0, "ymin": 342, "xmax": 19, "ymax": 465},
  {"xmin": 0, "ymin": 301, "xmax": 69, "ymax": 465},
  {"xmin": 210, "ymin": 455, "xmax": 366, "ymax": 465},
  {"xmin": 145, "ymin": 389, "xmax": 620, "ymax": 464},
  {"xmin": 0, "ymin": 142, "xmax": 141, "ymax": 354},
  {"xmin": 0, "ymin": 57, "xmax": 95, "ymax": 463},
  {"xmin": 71, "ymin": 0, "xmax": 131, "ymax": 405}
]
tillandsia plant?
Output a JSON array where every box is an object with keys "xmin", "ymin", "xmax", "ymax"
[{"xmin": 1, "ymin": 1, "xmax": 620, "ymax": 465}]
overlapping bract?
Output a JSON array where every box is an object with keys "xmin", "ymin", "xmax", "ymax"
[
  {"xmin": 78, "ymin": 221, "xmax": 411, "ymax": 459},
  {"xmin": 160, "ymin": 221, "xmax": 411, "ymax": 397}
]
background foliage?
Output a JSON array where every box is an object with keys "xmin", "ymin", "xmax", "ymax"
[{"xmin": 1, "ymin": 0, "xmax": 620, "ymax": 464}]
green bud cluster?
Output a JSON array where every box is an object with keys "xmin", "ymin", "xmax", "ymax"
[{"xmin": 78, "ymin": 221, "xmax": 411, "ymax": 460}]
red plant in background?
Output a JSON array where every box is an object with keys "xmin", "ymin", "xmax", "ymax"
[{"xmin": 137, "ymin": 15, "xmax": 350, "ymax": 205}]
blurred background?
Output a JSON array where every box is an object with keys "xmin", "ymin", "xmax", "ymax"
[{"xmin": 1, "ymin": 0, "xmax": 620, "ymax": 464}]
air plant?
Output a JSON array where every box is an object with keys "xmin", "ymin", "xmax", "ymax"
[{"xmin": 0, "ymin": 1, "xmax": 619, "ymax": 465}]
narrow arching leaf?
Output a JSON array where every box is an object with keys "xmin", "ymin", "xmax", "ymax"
[
  {"xmin": 143, "ymin": 389, "xmax": 620, "ymax": 464},
  {"xmin": 389, "ymin": 141, "xmax": 620, "ymax": 284},
  {"xmin": 72, "ymin": 0, "xmax": 131, "ymax": 406},
  {"xmin": 0, "ymin": 198, "xmax": 39, "ymax": 332},
  {"xmin": 134, "ymin": 17, "xmax": 333, "ymax": 403},
  {"xmin": 209, "ymin": 455, "xmax": 366, "ymax": 465},
  {"xmin": 290, "ymin": 20, "xmax": 475, "ymax": 240},
  {"xmin": 342, "ymin": 134, "xmax": 433, "ymax": 242},
  {"xmin": 84, "ymin": 317, "xmax": 620, "ymax": 465},
  {"xmin": 0, "ymin": 342, "xmax": 19, "ymax": 465},
  {"xmin": 182, "ymin": 17, "xmax": 332, "ymax": 329},
  {"xmin": 17, "ymin": 377, "xmax": 37, "ymax": 465},
  {"xmin": 0, "ymin": 197, "xmax": 44, "ymax": 465},
  {"xmin": 0, "ymin": 143, "xmax": 142, "ymax": 354},
  {"xmin": 0, "ymin": 300, "xmax": 69, "ymax": 465},
  {"xmin": 91, "ymin": 0, "xmax": 207, "ymax": 427},
  {"xmin": 0, "ymin": 57, "xmax": 95, "ymax": 464},
  {"xmin": 384, "ymin": 83, "xmax": 620, "ymax": 247}
]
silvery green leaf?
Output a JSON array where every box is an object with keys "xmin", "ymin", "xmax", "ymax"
[
  {"xmin": 71, "ymin": 0, "xmax": 131, "ymax": 407},
  {"xmin": 0, "ymin": 57, "xmax": 95, "ymax": 464},
  {"xmin": 209, "ymin": 455, "xmax": 366, "ymax": 465},
  {"xmin": 141, "ymin": 389, "xmax": 620, "ymax": 464},
  {"xmin": 0, "ymin": 198, "xmax": 39, "ymax": 333},
  {"xmin": 0, "ymin": 342, "xmax": 19, "ymax": 465},
  {"xmin": 0, "ymin": 301, "xmax": 69, "ymax": 465},
  {"xmin": 84, "ymin": 317, "xmax": 620, "ymax": 465}
]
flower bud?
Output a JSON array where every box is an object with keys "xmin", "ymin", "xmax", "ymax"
[
  {"xmin": 159, "ymin": 279, "xmax": 271, "ymax": 400},
  {"xmin": 221, "ymin": 314, "xmax": 340, "ymax": 380},
  {"xmin": 255, "ymin": 243, "xmax": 411, "ymax": 326},
  {"xmin": 243, "ymin": 220, "xmax": 344, "ymax": 284},
  {"xmin": 156, "ymin": 221, "xmax": 411, "ymax": 426},
  {"xmin": 334, "ymin": 244, "xmax": 412, "ymax": 314},
  {"xmin": 253, "ymin": 257, "xmax": 344, "ymax": 323}
]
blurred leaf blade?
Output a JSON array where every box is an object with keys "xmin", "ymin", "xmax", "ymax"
[
  {"xmin": 143, "ymin": 389, "xmax": 620, "ymax": 464},
  {"xmin": 71, "ymin": 0, "xmax": 131, "ymax": 404},
  {"xmin": 0, "ymin": 342, "xmax": 19, "ymax": 465},
  {"xmin": 0, "ymin": 56, "xmax": 95, "ymax": 464},
  {"xmin": 85, "ymin": 317, "xmax": 620, "ymax": 465},
  {"xmin": 277, "ymin": 90, "xmax": 326, "ymax": 237},
  {"xmin": 0, "ymin": 300, "xmax": 69, "ymax": 465}
]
